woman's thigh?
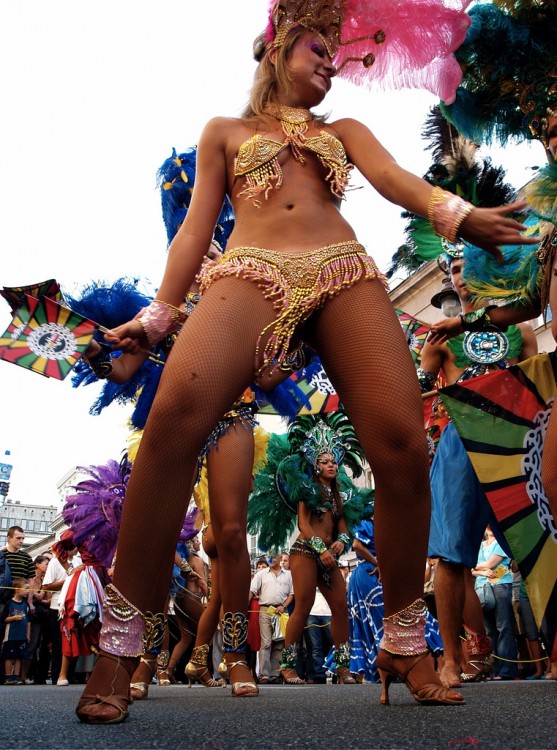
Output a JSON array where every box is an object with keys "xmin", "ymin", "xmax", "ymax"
[
  {"xmin": 146, "ymin": 276, "xmax": 277, "ymax": 431},
  {"xmin": 206, "ymin": 420, "xmax": 255, "ymax": 532},
  {"xmin": 304, "ymin": 277, "xmax": 428, "ymax": 475}
]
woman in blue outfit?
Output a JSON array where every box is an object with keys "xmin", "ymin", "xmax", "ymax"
[{"xmin": 348, "ymin": 518, "xmax": 444, "ymax": 682}]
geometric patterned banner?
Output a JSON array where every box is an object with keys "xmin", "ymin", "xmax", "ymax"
[
  {"xmin": 0, "ymin": 296, "xmax": 98, "ymax": 380},
  {"xmin": 440, "ymin": 352, "xmax": 557, "ymax": 661}
]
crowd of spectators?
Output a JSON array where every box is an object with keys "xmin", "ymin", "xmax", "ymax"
[{"xmin": 1, "ymin": 524, "xmax": 556, "ymax": 686}]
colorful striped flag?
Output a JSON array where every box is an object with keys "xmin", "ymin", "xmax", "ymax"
[
  {"xmin": 440, "ymin": 352, "xmax": 557, "ymax": 660},
  {"xmin": 0, "ymin": 296, "xmax": 98, "ymax": 380}
]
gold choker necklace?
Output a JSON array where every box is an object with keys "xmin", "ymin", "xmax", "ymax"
[
  {"xmin": 264, "ymin": 103, "xmax": 312, "ymax": 125},
  {"xmin": 264, "ymin": 104, "xmax": 313, "ymax": 159}
]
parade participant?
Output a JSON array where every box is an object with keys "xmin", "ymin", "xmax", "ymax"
[
  {"xmin": 71, "ymin": 169, "xmax": 306, "ymax": 702},
  {"xmin": 249, "ymin": 412, "xmax": 373, "ymax": 685},
  {"xmin": 77, "ymin": 0, "xmax": 536, "ymax": 722},
  {"xmin": 348, "ymin": 516, "xmax": 444, "ymax": 683},
  {"xmin": 53, "ymin": 530, "xmax": 110, "ymax": 686},
  {"xmin": 421, "ymin": 253, "xmax": 537, "ymax": 687}
]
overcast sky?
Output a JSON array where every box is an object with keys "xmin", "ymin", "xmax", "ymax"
[{"xmin": 0, "ymin": 1, "xmax": 542, "ymax": 508}]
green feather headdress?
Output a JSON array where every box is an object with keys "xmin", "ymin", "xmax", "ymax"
[{"xmin": 247, "ymin": 411, "xmax": 373, "ymax": 553}]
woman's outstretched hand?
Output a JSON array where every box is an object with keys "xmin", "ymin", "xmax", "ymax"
[
  {"xmin": 104, "ymin": 319, "xmax": 147, "ymax": 354},
  {"xmin": 428, "ymin": 316, "xmax": 464, "ymax": 345},
  {"xmin": 459, "ymin": 201, "xmax": 538, "ymax": 262}
]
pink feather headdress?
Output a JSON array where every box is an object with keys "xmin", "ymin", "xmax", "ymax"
[{"xmin": 265, "ymin": 0, "xmax": 472, "ymax": 103}]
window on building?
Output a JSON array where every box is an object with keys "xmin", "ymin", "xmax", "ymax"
[
  {"xmin": 0, "ymin": 517, "xmax": 7, "ymax": 529},
  {"xmin": 40, "ymin": 521, "xmax": 47, "ymax": 532}
]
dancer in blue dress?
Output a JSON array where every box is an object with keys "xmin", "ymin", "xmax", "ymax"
[{"xmin": 348, "ymin": 518, "xmax": 443, "ymax": 683}]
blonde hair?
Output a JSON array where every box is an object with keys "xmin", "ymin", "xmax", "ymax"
[{"xmin": 242, "ymin": 27, "xmax": 327, "ymax": 124}]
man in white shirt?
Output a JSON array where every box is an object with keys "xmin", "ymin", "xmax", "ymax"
[{"xmin": 249, "ymin": 553, "xmax": 293, "ymax": 683}]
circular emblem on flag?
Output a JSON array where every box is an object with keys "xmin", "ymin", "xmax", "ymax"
[
  {"xmin": 27, "ymin": 323, "xmax": 77, "ymax": 360},
  {"xmin": 463, "ymin": 329, "xmax": 509, "ymax": 364}
]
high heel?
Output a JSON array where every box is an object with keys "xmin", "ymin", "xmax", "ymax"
[
  {"xmin": 156, "ymin": 667, "xmax": 175, "ymax": 685},
  {"xmin": 333, "ymin": 642, "xmax": 356, "ymax": 684},
  {"xmin": 221, "ymin": 612, "xmax": 258, "ymax": 697},
  {"xmin": 377, "ymin": 650, "xmax": 464, "ymax": 705},
  {"xmin": 335, "ymin": 667, "xmax": 357, "ymax": 684},
  {"xmin": 130, "ymin": 654, "xmax": 158, "ymax": 701},
  {"xmin": 280, "ymin": 644, "xmax": 305, "ymax": 684},
  {"xmin": 185, "ymin": 644, "xmax": 225, "ymax": 687},
  {"xmin": 378, "ymin": 599, "xmax": 465, "ymax": 706},
  {"xmin": 76, "ymin": 584, "xmax": 167, "ymax": 724},
  {"xmin": 460, "ymin": 626, "xmax": 492, "ymax": 683}
]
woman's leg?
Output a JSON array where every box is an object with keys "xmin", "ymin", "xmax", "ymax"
[
  {"xmin": 305, "ymin": 278, "xmax": 463, "ymax": 703},
  {"xmin": 185, "ymin": 544, "xmax": 224, "ymax": 686},
  {"xmin": 78, "ymin": 277, "xmax": 277, "ymax": 718},
  {"xmin": 167, "ymin": 588, "xmax": 204, "ymax": 678},
  {"xmin": 305, "ymin": 278, "xmax": 432, "ymax": 613},
  {"xmin": 280, "ymin": 554, "xmax": 317, "ymax": 683},
  {"xmin": 285, "ymin": 555, "xmax": 318, "ymax": 646},
  {"xmin": 318, "ymin": 568, "xmax": 350, "ymax": 646},
  {"xmin": 319, "ymin": 568, "xmax": 355, "ymax": 683},
  {"xmin": 203, "ymin": 421, "xmax": 255, "ymax": 687}
]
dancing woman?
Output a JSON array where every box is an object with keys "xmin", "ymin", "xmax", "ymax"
[
  {"xmin": 77, "ymin": 0, "xmax": 535, "ymax": 722},
  {"xmin": 248, "ymin": 412, "xmax": 374, "ymax": 685}
]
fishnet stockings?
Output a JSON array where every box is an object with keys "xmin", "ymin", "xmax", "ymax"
[{"xmin": 111, "ymin": 277, "xmax": 275, "ymax": 613}]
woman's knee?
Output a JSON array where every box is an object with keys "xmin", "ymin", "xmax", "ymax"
[{"xmin": 212, "ymin": 520, "xmax": 249, "ymax": 556}]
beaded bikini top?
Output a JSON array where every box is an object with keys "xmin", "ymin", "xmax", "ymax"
[{"xmin": 234, "ymin": 103, "xmax": 352, "ymax": 205}]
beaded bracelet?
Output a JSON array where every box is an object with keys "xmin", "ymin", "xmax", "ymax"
[
  {"xmin": 428, "ymin": 186, "xmax": 475, "ymax": 244},
  {"xmin": 337, "ymin": 532, "xmax": 350, "ymax": 549},
  {"xmin": 86, "ymin": 347, "xmax": 114, "ymax": 379},
  {"xmin": 137, "ymin": 299, "xmax": 187, "ymax": 347},
  {"xmin": 309, "ymin": 536, "xmax": 327, "ymax": 555}
]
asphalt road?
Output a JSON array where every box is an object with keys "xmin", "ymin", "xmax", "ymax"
[{"xmin": 1, "ymin": 680, "xmax": 555, "ymax": 750}]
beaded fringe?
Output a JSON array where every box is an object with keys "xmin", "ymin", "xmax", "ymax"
[{"xmin": 199, "ymin": 243, "xmax": 387, "ymax": 380}]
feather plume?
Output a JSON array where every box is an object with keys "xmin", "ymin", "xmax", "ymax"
[
  {"xmin": 462, "ymin": 214, "xmax": 545, "ymax": 304},
  {"xmin": 62, "ymin": 459, "xmax": 131, "ymax": 568},
  {"xmin": 523, "ymin": 164, "xmax": 557, "ymax": 224},
  {"xmin": 335, "ymin": 0, "xmax": 472, "ymax": 103},
  {"xmin": 157, "ymin": 147, "xmax": 234, "ymax": 250}
]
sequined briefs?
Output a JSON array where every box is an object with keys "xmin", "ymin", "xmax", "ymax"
[{"xmin": 198, "ymin": 241, "xmax": 387, "ymax": 382}]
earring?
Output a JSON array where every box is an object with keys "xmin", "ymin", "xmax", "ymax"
[{"xmin": 315, "ymin": 467, "xmax": 322, "ymax": 475}]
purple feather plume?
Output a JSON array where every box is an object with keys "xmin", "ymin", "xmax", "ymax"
[{"xmin": 62, "ymin": 459, "xmax": 131, "ymax": 568}]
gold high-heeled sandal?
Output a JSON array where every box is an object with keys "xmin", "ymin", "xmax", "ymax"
[
  {"xmin": 185, "ymin": 644, "xmax": 225, "ymax": 687},
  {"xmin": 221, "ymin": 611, "xmax": 258, "ymax": 697},
  {"xmin": 130, "ymin": 653, "xmax": 159, "ymax": 701},
  {"xmin": 378, "ymin": 599, "xmax": 465, "ymax": 706},
  {"xmin": 226, "ymin": 659, "xmax": 259, "ymax": 697},
  {"xmin": 279, "ymin": 644, "xmax": 305, "ymax": 684}
]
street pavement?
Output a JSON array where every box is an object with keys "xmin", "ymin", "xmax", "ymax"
[{"xmin": 0, "ymin": 680, "xmax": 555, "ymax": 750}]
